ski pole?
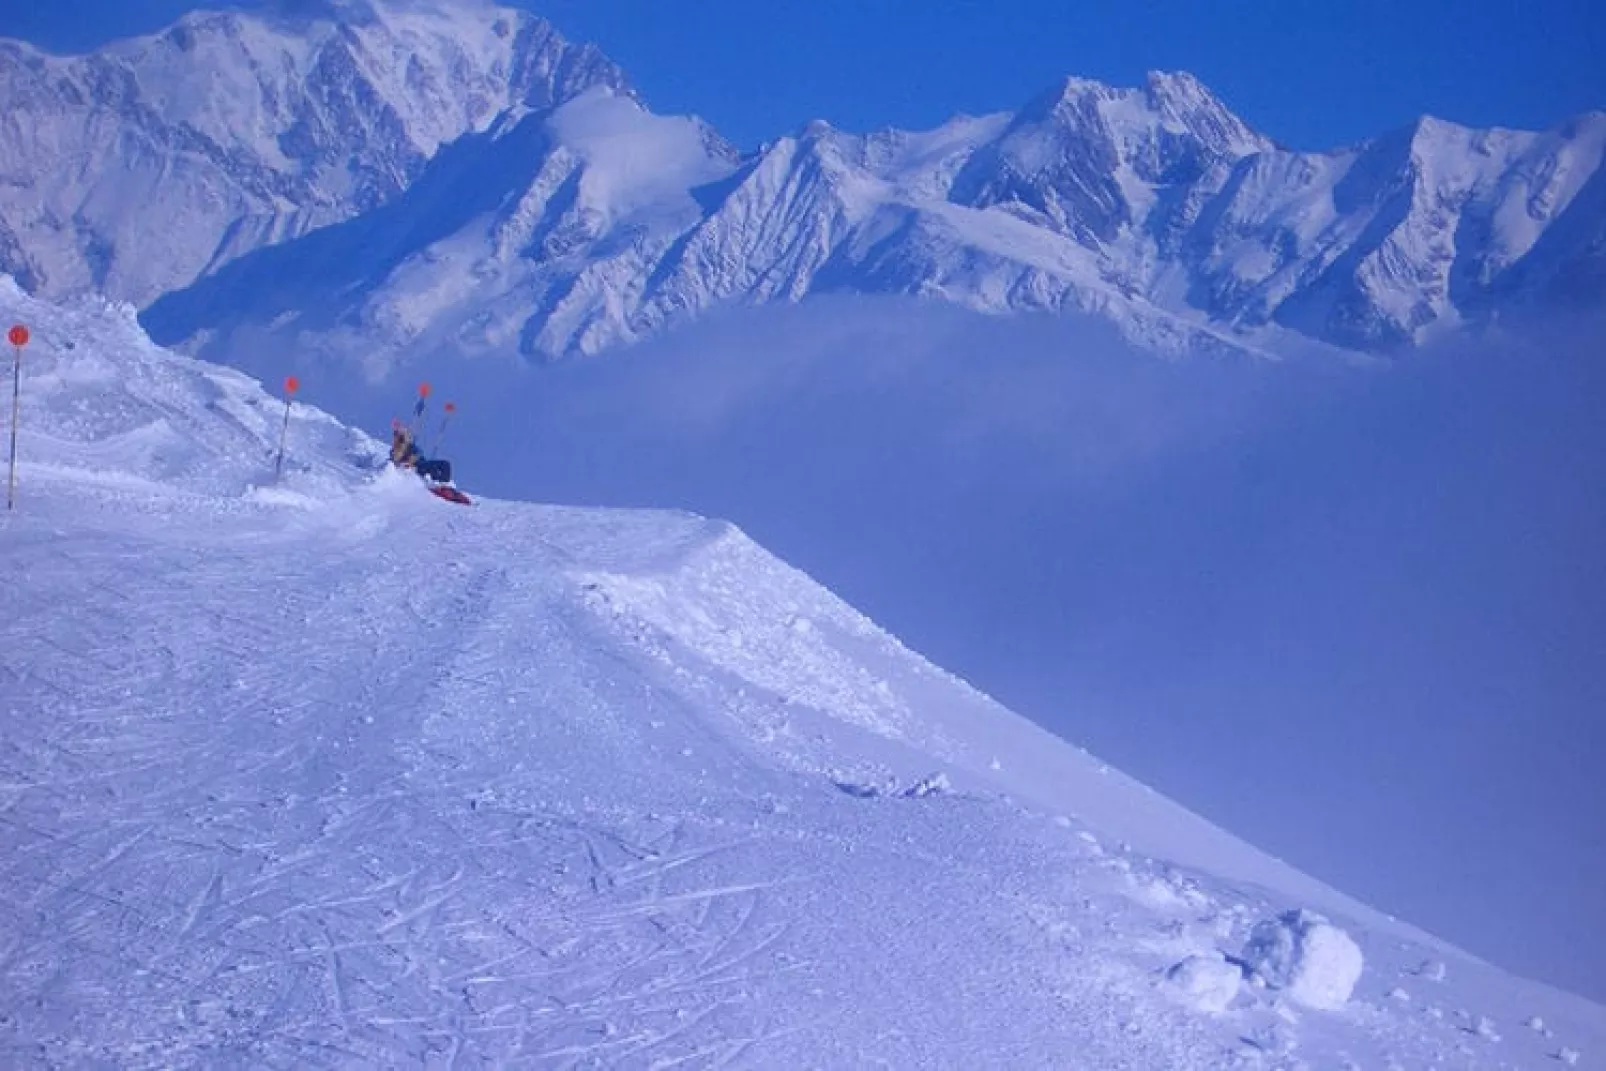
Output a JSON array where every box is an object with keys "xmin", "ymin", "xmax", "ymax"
[
  {"xmin": 6, "ymin": 324, "xmax": 27, "ymax": 511},
  {"xmin": 429, "ymin": 401, "xmax": 457, "ymax": 455},
  {"xmin": 273, "ymin": 375, "xmax": 299, "ymax": 481}
]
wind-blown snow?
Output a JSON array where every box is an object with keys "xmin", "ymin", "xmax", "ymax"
[{"xmin": 2, "ymin": 279, "xmax": 1604, "ymax": 1066}]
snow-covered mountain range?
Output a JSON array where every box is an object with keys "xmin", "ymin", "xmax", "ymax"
[
  {"xmin": 0, "ymin": 0, "xmax": 627, "ymax": 303},
  {"xmin": 4, "ymin": 274, "xmax": 1604, "ymax": 1067},
  {"xmin": 1, "ymin": 0, "xmax": 1602, "ymax": 366}
]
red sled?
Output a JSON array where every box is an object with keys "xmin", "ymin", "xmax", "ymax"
[{"xmin": 429, "ymin": 484, "xmax": 473, "ymax": 506}]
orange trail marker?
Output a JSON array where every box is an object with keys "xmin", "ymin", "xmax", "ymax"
[
  {"xmin": 430, "ymin": 401, "xmax": 458, "ymax": 455},
  {"xmin": 273, "ymin": 374, "xmax": 299, "ymax": 482},
  {"xmin": 409, "ymin": 381, "xmax": 433, "ymax": 432},
  {"xmin": 7, "ymin": 324, "xmax": 27, "ymax": 510}
]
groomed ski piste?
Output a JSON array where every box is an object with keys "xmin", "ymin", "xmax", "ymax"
[{"xmin": 1, "ymin": 275, "xmax": 1600, "ymax": 1068}]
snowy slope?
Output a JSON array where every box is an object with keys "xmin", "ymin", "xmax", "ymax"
[{"xmin": 3, "ymin": 280, "xmax": 1603, "ymax": 1067}]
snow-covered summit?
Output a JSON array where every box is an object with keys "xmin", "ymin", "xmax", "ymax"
[
  {"xmin": 0, "ymin": 0, "xmax": 625, "ymax": 302},
  {"xmin": 4, "ymin": 281, "xmax": 1606, "ymax": 1066}
]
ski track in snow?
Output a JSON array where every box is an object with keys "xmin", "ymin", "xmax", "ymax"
[
  {"xmin": 1, "ymin": 481, "xmax": 1596, "ymax": 1069},
  {"xmin": 1, "ymin": 286, "xmax": 1603, "ymax": 1067}
]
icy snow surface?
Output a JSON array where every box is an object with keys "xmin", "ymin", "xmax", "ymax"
[{"xmin": 2, "ymin": 276, "xmax": 1604, "ymax": 1066}]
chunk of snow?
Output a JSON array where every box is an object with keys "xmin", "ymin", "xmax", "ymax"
[
  {"xmin": 1133, "ymin": 877, "xmax": 1188, "ymax": 909},
  {"xmin": 1414, "ymin": 959, "xmax": 1447, "ymax": 982},
  {"xmin": 1557, "ymin": 1047, "xmax": 1580, "ymax": 1066},
  {"xmin": 901, "ymin": 772, "xmax": 952, "ymax": 798},
  {"xmin": 1241, "ymin": 909, "xmax": 1363, "ymax": 1010},
  {"xmin": 1164, "ymin": 952, "xmax": 1242, "ymax": 1013}
]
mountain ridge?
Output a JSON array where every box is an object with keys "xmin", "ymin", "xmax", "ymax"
[
  {"xmin": 1, "ymin": 0, "xmax": 1601, "ymax": 365},
  {"xmin": 0, "ymin": 0, "xmax": 629, "ymax": 301}
]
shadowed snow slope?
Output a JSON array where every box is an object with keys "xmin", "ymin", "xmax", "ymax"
[{"xmin": 2, "ymin": 279, "xmax": 1603, "ymax": 1066}]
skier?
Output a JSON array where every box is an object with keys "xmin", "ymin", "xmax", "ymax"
[{"xmin": 389, "ymin": 419, "xmax": 452, "ymax": 485}]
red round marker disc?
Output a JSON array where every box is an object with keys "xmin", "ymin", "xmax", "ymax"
[{"xmin": 7, "ymin": 324, "xmax": 27, "ymax": 347}]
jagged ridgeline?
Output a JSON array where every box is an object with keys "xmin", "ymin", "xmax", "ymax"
[{"xmin": 0, "ymin": 0, "xmax": 1602, "ymax": 367}]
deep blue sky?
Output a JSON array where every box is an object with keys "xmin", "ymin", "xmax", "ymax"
[{"xmin": 2, "ymin": 0, "xmax": 1603, "ymax": 150}]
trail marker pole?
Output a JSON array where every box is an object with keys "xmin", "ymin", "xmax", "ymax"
[
  {"xmin": 409, "ymin": 382, "xmax": 432, "ymax": 437},
  {"xmin": 273, "ymin": 375, "xmax": 300, "ymax": 482},
  {"xmin": 6, "ymin": 324, "xmax": 27, "ymax": 510},
  {"xmin": 430, "ymin": 401, "xmax": 457, "ymax": 455}
]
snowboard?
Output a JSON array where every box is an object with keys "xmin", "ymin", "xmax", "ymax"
[{"xmin": 428, "ymin": 483, "xmax": 473, "ymax": 506}]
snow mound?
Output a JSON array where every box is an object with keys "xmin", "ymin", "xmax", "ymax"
[
  {"xmin": 0, "ymin": 275, "xmax": 380, "ymax": 499},
  {"xmin": 1165, "ymin": 952, "xmax": 1242, "ymax": 1013},
  {"xmin": 1242, "ymin": 909, "xmax": 1364, "ymax": 1010}
]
